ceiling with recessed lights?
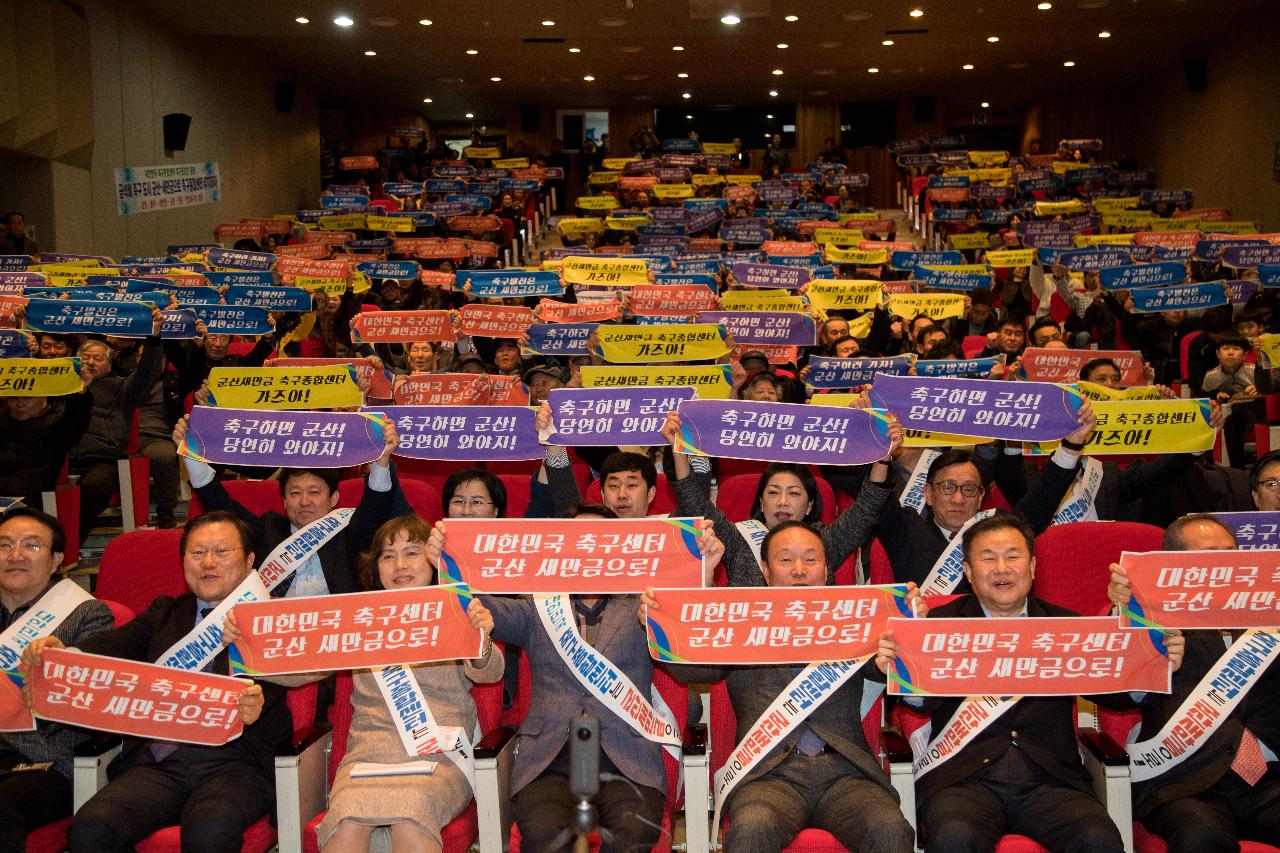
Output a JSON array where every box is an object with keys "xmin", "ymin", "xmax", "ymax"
[{"xmin": 126, "ymin": 0, "xmax": 1278, "ymax": 119}]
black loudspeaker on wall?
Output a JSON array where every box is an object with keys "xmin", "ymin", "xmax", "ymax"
[
  {"xmin": 162, "ymin": 113, "xmax": 191, "ymax": 151},
  {"xmin": 275, "ymin": 81, "xmax": 296, "ymax": 113},
  {"xmin": 520, "ymin": 105, "xmax": 540, "ymax": 133},
  {"xmin": 1184, "ymin": 59, "xmax": 1208, "ymax": 93},
  {"xmin": 914, "ymin": 95, "xmax": 936, "ymax": 124}
]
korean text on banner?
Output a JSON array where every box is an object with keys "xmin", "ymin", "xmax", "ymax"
[
  {"xmin": 547, "ymin": 387, "xmax": 697, "ymax": 447},
  {"xmin": 561, "ymin": 256, "xmax": 650, "ymax": 287},
  {"xmin": 375, "ymin": 405, "xmax": 543, "ymax": 461},
  {"xmin": 1020, "ymin": 347, "xmax": 1146, "ymax": 385},
  {"xmin": 180, "ymin": 407, "xmax": 386, "ymax": 468},
  {"xmin": 580, "ymin": 365, "xmax": 733, "ymax": 398},
  {"xmin": 593, "ymin": 323, "xmax": 729, "ymax": 364},
  {"xmin": 674, "ymin": 399, "xmax": 892, "ymax": 466},
  {"xmin": 1210, "ymin": 511, "xmax": 1280, "ymax": 550},
  {"xmin": 1118, "ymin": 549, "xmax": 1280, "ymax": 630},
  {"xmin": 350, "ymin": 310, "xmax": 457, "ymax": 345},
  {"xmin": 0, "ymin": 357, "xmax": 83, "ymax": 397},
  {"xmin": 114, "ymin": 161, "xmax": 220, "ymax": 215},
  {"xmin": 206, "ymin": 365, "xmax": 362, "ymax": 410},
  {"xmin": 871, "ymin": 375, "xmax": 1082, "ymax": 443},
  {"xmin": 1025, "ymin": 398, "xmax": 1214, "ymax": 456}
]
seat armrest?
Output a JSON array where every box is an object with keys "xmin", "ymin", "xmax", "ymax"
[
  {"xmin": 72, "ymin": 735, "xmax": 123, "ymax": 811},
  {"xmin": 881, "ymin": 728, "xmax": 914, "ymax": 765},
  {"xmin": 474, "ymin": 725, "xmax": 515, "ymax": 760},
  {"xmin": 275, "ymin": 724, "xmax": 331, "ymax": 758},
  {"xmin": 683, "ymin": 722, "xmax": 707, "ymax": 757},
  {"xmin": 475, "ymin": 728, "xmax": 518, "ymax": 853},
  {"xmin": 882, "ymin": 727, "xmax": 918, "ymax": 835},
  {"xmin": 73, "ymin": 733, "xmax": 122, "ymax": 758},
  {"xmin": 1078, "ymin": 729, "xmax": 1133, "ymax": 853},
  {"xmin": 274, "ymin": 725, "xmax": 333, "ymax": 853},
  {"xmin": 1079, "ymin": 730, "xmax": 1129, "ymax": 767}
]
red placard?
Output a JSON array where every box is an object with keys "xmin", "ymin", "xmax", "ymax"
[
  {"xmin": 215, "ymin": 223, "xmax": 267, "ymax": 240},
  {"xmin": 762, "ymin": 241, "xmax": 819, "ymax": 256},
  {"xmin": 730, "ymin": 344, "xmax": 798, "ymax": 365},
  {"xmin": 724, "ymin": 186, "xmax": 756, "ymax": 201},
  {"xmin": 619, "ymin": 176, "xmax": 658, "ymax": 190},
  {"xmin": 458, "ymin": 304, "xmax": 535, "ymax": 338},
  {"xmin": 629, "ymin": 284, "xmax": 720, "ymax": 317},
  {"xmin": 881, "ymin": 280, "xmax": 916, "ymax": 294},
  {"xmin": 861, "ymin": 240, "xmax": 914, "ymax": 252},
  {"xmin": 304, "ymin": 230, "xmax": 356, "ymax": 248},
  {"xmin": 228, "ymin": 586, "xmax": 483, "ymax": 676},
  {"xmin": 1133, "ymin": 231, "xmax": 1201, "ymax": 251},
  {"xmin": 274, "ymin": 242, "xmax": 331, "ymax": 259},
  {"xmin": 928, "ymin": 187, "xmax": 971, "ymax": 203},
  {"xmin": 339, "ymin": 155, "xmax": 379, "ymax": 170},
  {"xmin": 1021, "ymin": 347, "xmax": 1146, "ymax": 386},
  {"xmin": 537, "ymin": 299, "xmax": 621, "ymax": 324},
  {"xmin": 688, "ymin": 238, "xmax": 722, "ymax": 253},
  {"xmin": 418, "ymin": 270, "xmax": 456, "ymax": 289},
  {"xmin": 853, "ymin": 219, "xmax": 898, "ymax": 235},
  {"xmin": 351, "ymin": 310, "xmax": 456, "ymax": 344},
  {"xmin": 795, "ymin": 221, "xmax": 829, "ymax": 237},
  {"xmin": 448, "ymin": 215, "xmax": 502, "ymax": 233},
  {"xmin": 1175, "ymin": 207, "xmax": 1231, "ymax": 222},
  {"xmin": 439, "ymin": 517, "xmax": 707, "ymax": 594},
  {"xmin": 645, "ymin": 586, "xmax": 910, "ymax": 665},
  {"xmin": 887, "ymin": 616, "xmax": 1171, "ymax": 697},
  {"xmin": 339, "ymin": 253, "xmax": 383, "ymax": 264},
  {"xmin": 240, "ymin": 218, "xmax": 294, "ymax": 235},
  {"xmin": 1119, "ymin": 550, "xmax": 1280, "ymax": 629},
  {"xmin": 416, "ymin": 240, "xmax": 470, "ymax": 259},
  {"xmin": 29, "ymin": 647, "xmax": 247, "ymax": 746},
  {"xmin": 392, "ymin": 373, "xmax": 529, "ymax": 407},
  {"xmin": 0, "ymin": 678, "xmax": 34, "ymax": 732},
  {"xmin": 268, "ymin": 357, "xmax": 393, "ymax": 400},
  {"xmin": 394, "ymin": 237, "xmax": 443, "ymax": 254},
  {"xmin": 276, "ymin": 256, "xmax": 352, "ymax": 279}
]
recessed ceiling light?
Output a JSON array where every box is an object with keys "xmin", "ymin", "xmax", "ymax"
[
  {"xmin": 1038, "ymin": 2, "xmax": 1052, "ymax": 8},
  {"xmin": 418, "ymin": 19, "xmax": 432, "ymax": 26},
  {"xmin": 776, "ymin": 43, "xmax": 789, "ymax": 48},
  {"xmin": 583, "ymin": 75, "xmax": 595, "ymax": 81},
  {"xmin": 466, "ymin": 49, "xmax": 478, "ymax": 55},
  {"xmin": 784, "ymin": 15, "xmax": 799, "ymax": 22},
  {"xmin": 882, "ymin": 39, "xmax": 894, "ymax": 45},
  {"xmin": 1098, "ymin": 30, "xmax": 1111, "ymax": 38},
  {"xmin": 867, "ymin": 67, "xmax": 879, "ymax": 73},
  {"xmin": 620, "ymin": 46, "xmax": 642, "ymax": 53},
  {"xmin": 542, "ymin": 20, "xmax": 555, "ymax": 26},
  {"xmin": 465, "ymin": 112, "xmax": 474, "ymax": 118},
  {"xmin": 569, "ymin": 47, "xmax": 581, "ymax": 53},
  {"xmin": 682, "ymin": 92, "xmax": 692, "ymax": 99},
  {"xmin": 685, "ymin": 113, "xmax": 694, "ymax": 119},
  {"xmin": 1063, "ymin": 60, "xmax": 1075, "ymax": 67},
  {"xmin": 843, "ymin": 10, "xmax": 872, "ymax": 21},
  {"xmin": 987, "ymin": 35, "xmax": 1000, "ymax": 42},
  {"xmin": 333, "ymin": 14, "xmax": 354, "ymax": 26},
  {"xmin": 980, "ymin": 101, "xmax": 990, "ymax": 108},
  {"xmin": 766, "ymin": 114, "xmax": 774, "ymax": 119},
  {"xmin": 672, "ymin": 45, "xmax": 684, "ymax": 51},
  {"xmin": 490, "ymin": 76, "xmax": 502, "ymax": 81},
  {"xmin": 772, "ymin": 68, "xmax": 784, "ymax": 75},
  {"xmin": 962, "ymin": 63, "xmax": 975, "ymax": 70},
  {"xmin": 721, "ymin": 13, "xmax": 741, "ymax": 25},
  {"xmin": 364, "ymin": 50, "xmax": 376, "ymax": 56},
  {"xmin": 910, "ymin": 8, "xmax": 924, "ymax": 17},
  {"xmin": 422, "ymin": 97, "xmax": 433, "ymax": 103},
  {"xmin": 295, "ymin": 16, "xmax": 309, "ymax": 24},
  {"xmin": 677, "ymin": 72, "xmax": 689, "ymax": 78},
  {"xmin": 769, "ymin": 89, "xmax": 779, "ymax": 96}
]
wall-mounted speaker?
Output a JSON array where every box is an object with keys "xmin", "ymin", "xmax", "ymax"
[
  {"xmin": 162, "ymin": 113, "xmax": 191, "ymax": 151},
  {"xmin": 275, "ymin": 81, "xmax": 297, "ymax": 113}
]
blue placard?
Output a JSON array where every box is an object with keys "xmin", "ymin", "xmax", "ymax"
[
  {"xmin": 928, "ymin": 175, "xmax": 971, "ymax": 188},
  {"xmin": 322, "ymin": 194, "xmax": 371, "ymax": 209},
  {"xmin": 696, "ymin": 311, "xmax": 816, "ymax": 347},
  {"xmin": 0, "ymin": 328, "xmax": 31, "ymax": 357},
  {"xmin": 636, "ymin": 224, "xmax": 687, "ymax": 237},
  {"xmin": 720, "ymin": 225, "xmax": 771, "ymax": 244},
  {"xmin": 500, "ymin": 178, "xmax": 541, "ymax": 192},
  {"xmin": 891, "ymin": 250, "xmax": 965, "ymax": 272},
  {"xmin": 445, "ymin": 194, "xmax": 493, "ymax": 210},
  {"xmin": 432, "ymin": 164, "xmax": 474, "ymax": 178},
  {"xmin": 189, "ymin": 304, "xmax": 274, "ymax": 335},
  {"xmin": 808, "ymin": 354, "xmax": 914, "ymax": 389},
  {"xmin": 662, "ymin": 138, "xmax": 701, "ymax": 152},
  {"xmin": 426, "ymin": 179, "xmax": 467, "ymax": 194},
  {"xmin": 669, "ymin": 258, "xmax": 721, "ymax": 275},
  {"xmin": 383, "ymin": 182, "xmax": 424, "ymax": 196},
  {"xmin": 459, "ymin": 270, "xmax": 564, "ymax": 298},
  {"xmin": 1260, "ymin": 265, "xmax": 1280, "ymax": 289},
  {"xmin": 224, "ymin": 285, "xmax": 313, "ymax": 312},
  {"xmin": 1097, "ymin": 262, "xmax": 1188, "ymax": 291},
  {"xmin": 160, "ymin": 309, "xmax": 200, "ymax": 339},
  {"xmin": 0, "ymin": 256, "xmax": 32, "ymax": 271},
  {"xmin": 167, "ymin": 243, "xmax": 221, "ymax": 255},
  {"xmin": 207, "ymin": 248, "xmax": 276, "ymax": 272},
  {"xmin": 203, "ymin": 270, "xmax": 275, "ymax": 288},
  {"xmin": 1193, "ymin": 239, "xmax": 1265, "ymax": 263},
  {"xmin": 327, "ymin": 184, "xmax": 371, "ymax": 196},
  {"xmin": 1141, "ymin": 189, "xmax": 1193, "ymax": 206},
  {"xmin": 24, "ymin": 298, "xmax": 154, "ymax": 337},
  {"xmin": 684, "ymin": 198, "xmax": 729, "ymax": 212},
  {"xmin": 766, "ymin": 254, "xmax": 821, "ymax": 269},
  {"xmin": 915, "ymin": 267, "xmax": 993, "ymax": 291},
  {"xmin": 526, "ymin": 323, "xmax": 597, "ymax": 356},
  {"xmin": 1063, "ymin": 166, "xmax": 1111, "ymax": 184},
  {"xmin": 356, "ymin": 261, "xmax": 420, "ymax": 281},
  {"xmin": 915, "ymin": 355, "xmax": 1004, "ymax": 377},
  {"xmin": 654, "ymin": 273, "xmax": 718, "ymax": 292},
  {"xmin": 1057, "ymin": 248, "xmax": 1134, "ymax": 271},
  {"xmin": 1127, "ymin": 282, "xmax": 1228, "ymax": 313}
]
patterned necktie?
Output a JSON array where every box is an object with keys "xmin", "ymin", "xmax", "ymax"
[
  {"xmin": 150, "ymin": 607, "xmax": 215, "ymax": 762},
  {"xmin": 1232, "ymin": 728, "xmax": 1269, "ymax": 786}
]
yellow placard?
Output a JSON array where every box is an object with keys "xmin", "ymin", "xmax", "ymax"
[
  {"xmin": 494, "ymin": 157, "xmax": 530, "ymax": 169},
  {"xmin": 0, "ymin": 358, "xmax": 84, "ymax": 397},
  {"xmin": 813, "ymin": 228, "xmax": 865, "ymax": 248},
  {"xmin": 1026, "ymin": 398, "xmax": 1213, "ymax": 456},
  {"xmin": 604, "ymin": 215, "xmax": 651, "ymax": 232},
  {"xmin": 318, "ymin": 214, "xmax": 366, "ymax": 231},
  {"xmin": 1092, "ymin": 197, "xmax": 1141, "ymax": 214},
  {"xmin": 541, "ymin": 259, "xmax": 564, "ymax": 272},
  {"xmin": 588, "ymin": 171, "xmax": 622, "ymax": 186},
  {"xmin": 887, "ymin": 293, "xmax": 966, "ymax": 321},
  {"xmin": 847, "ymin": 312, "xmax": 873, "ymax": 338},
  {"xmin": 561, "ymin": 256, "xmax": 650, "ymax": 287},
  {"xmin": 580, "ymin": 364, "xmax": 733, "ymax": 398},
  {"xmin": 365, "ymin": 215, "xmax": 415, "ymax": 233},
  {"xmin": 594, "ymin": 323, "xmax": 729, "ymax": 364},
  {"xmin": 807, "ymin": 394, "xmax": 860, "ymax": 408},
  {"xmin": 1050, "ymin": 160, "xmax": 1075, "ymax": 175},
  {"xmin": 839, "ymin": 213, "xmax": 879, "ymax": 222},
  {"xmin": 1074, "ymin": 233, "xmax": 1136, "ymax": 247},
  {"xmin": 205, "ymin": 365, "xmax": 362, "ymax": 410},
  {"xmin": 726, "ymin": 174, "xmax": 759, "ymax": 186},
  {"xmin": 1033, "ymin": 200, "xmax": 1087, "ymax": 217},
  {"xmin": 1255, "ymin": 334, "xmax": 1280, "ymax": 369},
  {"xmin": 968, "ymin": 151, "xmax": 1008, "ymax": 167},
  {"xmin": 1203, "ymin": 221, "xmax": 1259, "ymax": 235},
  {"xmin": 825, "ymin": 246, "xmax": 889, "ymax": 265},
  {"xmin": 34, "ymin": 266, "xmax": 119, "ymax": 287},
  {"xmin": 463, "ymin": 146, "xmax": 501, "ymax": 159},
  {"xmin": 602, "ymin": 158, "xmax": 637, "ymax": 171},
  {"xmin": 806, "ymin": 280, "xmax": 882, "ymax": 314},
  {"xmin": 984, "ymin": 249, "xmax": 1036, "ymax": 268},
  {"xmin": 719, "ymin": 292, "xmax": 808, "ymax": 312},
  {"xmin": 692, "ymin": 173, "xmax": 726, "ymax": 186},
  {"xmin": 1073, "ymin": 381, "xmax": 1165, "ymax": 402},
  {"xmin": 949, "ymin": 232, "xmax": 990, "ymax": 250},
  {"xmin": 953, "ymin": 168, "xmax": 1012, "ymax": 185},
  {"xmin": 1102, "ymin": 211, "xmax": 1159, "ymax": 229},
  {"xmin": 575, "ymin": 195, "xmax": 620, "ymax": 211},
  {"xmin": 31, "ymin": 258, "xmax": 102, "ymax": 269},
  {"xmin": 351, "ymin": 271, "xmax": 371, "ymax": 294},
  {"xmin": 1148, "ymin": 218, "xmax": 1200, "ymax": 232},
  {"xmin": 557, "ymin": 218, "xmax": 607, "ymax": 235},
  {"xmin": 652, "ymin": 183, "xmax": 695, "ymax": 199},
  {"xmin": 293, "ymin": 276, "xmax": 350, "ymax": 294},
  {"xmin": 701, "ymin": 143, "xmax": 737, "ymax": 155}
]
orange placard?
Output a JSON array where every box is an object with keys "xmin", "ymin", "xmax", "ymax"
[
  {"xmin": 240, "ymin": 218, "xmax": 294, "ymax": 235},
  {"xmin": 645, "ymin": 586, "xmax": 912, "ymax": 665},
  {"xmin": 418, "ymin": 270, "xmax": 456, "ymax": 289},
  {"xmin": 762, "ymin": 241, "xmax": 819, "ymax": 256},
  {"xmin": 887, "ymin": 616, "xmax": 1171, "ymax": 697},
  {"xmin": 449, "ymin": 215, "xmax": 502, "ymax": 233},
  {"xmin": 339, "ymin": 155, "xmax": 379, "ymax": 170},
  {"xmin": 394, "ymin": 237, "xmax": 443, "ymax": 254},
  {"xmin": 274, "ymin": 242, "xmax": 331, "ymax": 259},
  {"xmin": 305, "ymin": 230, "xmax": 356, "ymax": 248},
  {"xmin": 29, "ymin": 647, "xmax": 247, "ymax": 746},
  {"xmin": 0, "ymin": 678, "xmax": 34, "ymax": 732},
  {"xmin": 457, "ymin": 304, "xmax": 535, "ymax": 338},
  {"xmin": 229, "ymin": 586, "xmax": 482, "ymax": 676},
  {"xmin": 350, "ymin": 310, "xmax": 456, "ymax": 344},
  {"xmin": 1020, "ymin": 347, "xmax": 1146, "ymax": 386},
  {"xmin": 538, "ymin": 298, "xmax": 621, "ymax": 323},
  {"xmin": 1118, "ymin": 550, "xmax": 1280, "ymax": 630},
  {"xmin": 730, "ymin": 344, "xmax": 798, "ymax": 365},
  {"xmin": 276, "ymin": 256, "xmax": 351, "ymax": 279},
  {"xmin": 392, "ymin": 373, "xmax": 529, "ymax": 406},
  {"xmin": 438, "ymin": 517, "xmax": 707, "ymax": 594},
  {"xmin": 629, "ymin": 284, "xmax": 720, "ymax": 317},
  {"xmin": 215, "ymin": 223, "xmax": 267, "ymax": 240}
]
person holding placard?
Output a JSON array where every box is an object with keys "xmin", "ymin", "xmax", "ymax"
[
  {"xmin": 0, "ymin": 381, "xmax": 93, "ymax": 510},
  {"xmin": 876, "ymin": 513, "xmax": 1128, "ymax": 853},
  {"xmin": 1106, "ymin": 515, "xmax": 1279, "ymax": 851},
  {"xmin": 23, "ymin": 512, "xmax": 289, "ymax": 853},
  {"xmin": 644, "ymin": 522, "xmax": 919, "ymax": 853},
  {"xmin": 0, "ymin": 508, "xmax": 112, "ymax": 852}
]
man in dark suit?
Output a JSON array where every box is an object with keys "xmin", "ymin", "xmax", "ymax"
[
  {"xmin": 173, "ymin": 414, "xmax": 408, "ymax": 597},
  {"xmin": 0, "ymin": 507, "xmax": 113, "ymax": 851},
  {"xmin": 1108, "ymin": 514, "xmax": 1280, "ymax": 851},
  {"xmin": 651, "ymin": 522, "xmax": 917, "ymax": 853},
  {"xmin": 878, "ymin": 513, "xmax": 1126, "ymax": 853},
  {"xmin": 23, "ymin": 511, "xmax": 292, "ymax": 853}
]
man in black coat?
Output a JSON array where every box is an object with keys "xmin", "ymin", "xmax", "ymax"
[
  {"xmin": 24, "ymin": 512, "xmax": 292, "ymax": 852},
  {"xmin": 1107, "ymin": 514, "xmax": 1280, "ymax": 851}
]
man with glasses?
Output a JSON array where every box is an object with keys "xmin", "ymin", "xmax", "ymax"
[
  {"xmin": 1249, "ymin": 451, "xmax": 1280, "ymax": 511},
  {"xmin": 0, "ymin": 508, "xmax": 113, "ymax": 851},
  {"xmin": 23, "ymin": 511, "xmax": 292, "ymax": 853}
]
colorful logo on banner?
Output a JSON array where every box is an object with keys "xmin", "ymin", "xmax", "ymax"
[
  {"xmin": 350, "ymin": 310, "xmax": 457, "ymax": 344},
  {"xmin": 547, "ymin": 386, "xmax": 696, "ymax": 447},
  {"xmin": 870, "ymin": 375, "xmax": 1082, "ymax": 442},
  {"xmin": 1128, "ymin": 282, "xmax": 1229, "ymax": 313},
  {"xmin": 206, "ymin": 365, "xmax": 362, "ymax": 410},
  {"xmin": 592, "ymin": 323, "xmax": 729, "ymax": 364},
  {"xmin": 804, "ymin": 280, "xmax": 883, "ymax": 314},
  {"xmin": 887, "ymin": 616, "xmax": 1170, "ymax": 697},
  {"xmin": 1210, "ymin": 511, "xmax": 1280, "ymax": 550},
  {"xmin": 1118, "ymin": 550, "xmax": 1280, "ymax": 630},
  {"xmin": 190, "ymin": 305, "xmax": 273, "ymax": 336},
  {"xmin": 1020, "ymin": 347, "xmax": 1146, "ymax": 386},
  {"xmin": 526, "ymin": 323, "xmax": 597, "ymax": 357},
  {"xmin": 561, "ymin": 256, "xmax": 649, "ymax": 287},
  {"xmin": 437, "ymin": 517, "xmax": 706, "ymax": 594},
  {"xmin": 581, "ymin": 364, "xmax": 733, "ymax": 398},
  {"xmin": 674, "ymin": 400, "xmax": 891, "ymax": 465},
  {"xmin": 180, "ymin": 407, "xmax": 386, "ymax": 468},
  {"xmin": 695, "ymin": 311, "xmax": 817, "ymax": 347},
  {"xmin": 457, "ymin": 304, "xmax": 535, "ymax": 338},
  {"xmin": 459, "ymin": 270, "xmax": 563, "ymax": 298},
  {"xmin": 375, "ymin": 405, "xmax": 542, "ymax": 461},
  {"xmin": 646, "ymin": 586, "xmax": 912, "ymax": 664},
  {"xmin": 807, "ymin": 354, "xmax": 914, "ymax": 389},
  {"xmin": 23, "ymin": 298, "xmax": 153, "ymax": 337},
  {"xmin": 0, "ymin": 357, "xmax": 83, "ymax": 397},
  {"xmin": 228, "ymin": 586, "xmax": 482, "ymax": 676},
  {"xmin": 30, "ymin": 647, "xmax": 246, "ymax": 745}
]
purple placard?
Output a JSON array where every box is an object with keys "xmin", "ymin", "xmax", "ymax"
[
  {"xmin": 160, "ymin": 309, "xmax": 200, "ymax": 339},
  {"xmin": 729, "ymin": 263, "xmax": 810, "ymax": 290},
  {"xmin": 808, "ymin": 354, "xmax": 914, "ymax": 389},
  {"xmin": 675, "ymin": 400, "xmax": 891, "ymax": 465},
  {"xmin": 1222, "ymin": 245, "xmax": 1280, "ymax": 269},
  {"xmin": 869, "ymin": 375, "xmax": 1082, "ymax": 442},
  {"xmin": 0, "ymin": 256, "xmax": 32, "ymax": 272},
  {"xmin": 526, "ymin": 323, "xmax": 597, "ymax": 357},
  {"xmin": 181, "ymin": 407, "xmax": 386, "ymax": 468},
  {"xmin": 375, "ymin": 405, "xmax": 542, "ymax": 461},
  {"xmin": 1208, "ymin": 511, "xmax": 1280, "ymax": 550},
  {"xmin": 696, "ymin": 311, "xmax": 816, "ymax": 346},
  {"xmin": 0, "ymin": 272, "xmax": 43, "ymax": 294},
  {"xmin": 1226, "ymin": 279, "xmax": 1260, "ymax": 304},
  {"xmin": 547, "ymin": 386, "xmax": 697, "ymax": 447}
]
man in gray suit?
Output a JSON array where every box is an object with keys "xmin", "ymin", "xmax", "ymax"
[{"xmin": 647, "ymin": 521, "xmax": 917, "ymax": 853}]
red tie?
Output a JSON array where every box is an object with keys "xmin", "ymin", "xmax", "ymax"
[{"xmin": 1231, "ymin": 728, "xmax": 1268, "ymax": 786}]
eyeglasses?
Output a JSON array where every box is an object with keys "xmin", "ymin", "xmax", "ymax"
[
  {"xmin": 449, "ymin": 497, "xmax": 494, "ymax": 510},
  {"xmin": 187, "ymin": 546, "xmax": 244, "ymax": 562},
  {"xmin": 1257, "ymin": 479, "xmax": 1280, "ymax": 491},
  {"xmin": 0, "ymin": 538, "xmax": 51, "ymax": 555},
  {"xmin": 931, "ymin": 481, "xmax": 985, "ymax": 498}
]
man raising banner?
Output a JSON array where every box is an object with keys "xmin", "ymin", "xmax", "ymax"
[
  {"xmin": 644, "ymin": 522, "xmax": 919, "ymax": 853},
  {"xmin": 21, "ymin": 512, "xmax": 291, "ymax": 853},
  {"xmin": 1107, "ymin": 514, "xmax": 1280, "ymax": 851}
]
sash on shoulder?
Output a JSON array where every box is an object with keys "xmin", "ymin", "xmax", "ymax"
[
  {"xmin": 155, "ymin": 572, "xmax": 269, "ymax": 672},
  {"xmin": 734, "ymin": 519, "xmax": 769, "ymax": 567},
  {"xmin": 372, "ymin": 662, "xmax": 476, "ymax": 789},
  {"xmin": 908, "ymin": 695, "xmax": 1019, "ymax": 778},
  {"xmin": 257, "ymin": 508, "xmax": 356, "ymax": 592},
  {"xmin": 0, "ymin": 579, "xmax": 95, "ymax": 732},
  {"xmin": 1052, "ymin": 456, "xmax": 1103, "ymax": 525},
  {"xmin": 1127, "ymin": 628, "xmax": 1280, "ymax": 783},
  {"xmin": 919, "ymin": 509, "xmax": 997, "ymax": 597},
  {"xmin": 901, "ymin": 450, "xmax": 941, "ymax": 516}
]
